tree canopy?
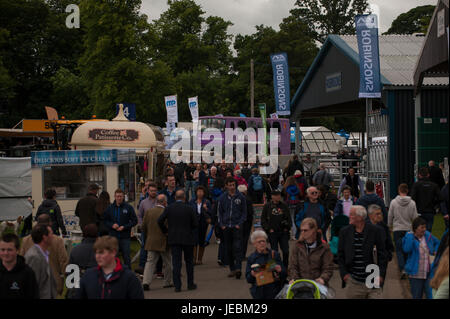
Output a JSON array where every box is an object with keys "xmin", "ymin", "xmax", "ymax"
[
  {"xmin": 290, "ymin": 0, "xmax": 370, "ymax": 43},
  {"xmin": 384, "ymin": 5, "xmax": 435, "ymax": 35},
  {"xmin": 0, "ymin": 0, "xmax": 365, "ymax": 133}
]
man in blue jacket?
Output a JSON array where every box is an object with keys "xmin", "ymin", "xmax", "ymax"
[
  {"xmin": 295, "ymin": 186, "xmax": 330, "ymax": 240},
  {"xmin": 218, "ymin": 177, "xmax": 247, "ymax": 279},
  {"xmin": 159, "ymin": 175, "xmax": 180, "ymax": 205},
  {"xmin": 356, "ymin": 180, "xmax": 388, "ymax": 224},
  {"xmin": 103, "ymin": 189, "xmax": 138, "ymax": 269}
]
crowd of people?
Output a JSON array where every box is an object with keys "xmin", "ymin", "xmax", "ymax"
[{"xmin": 0, "ymin": 155, "xmax": 448, "ymax": 300}]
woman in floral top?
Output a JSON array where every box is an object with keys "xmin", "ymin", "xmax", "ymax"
[{"xmin": 403, "ymin": 217, "xmax": 440, "ymax": 299}]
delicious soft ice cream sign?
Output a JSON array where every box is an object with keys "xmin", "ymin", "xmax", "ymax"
[{"xmin": 31, "ymin": 149, "xmax": 135, "ymax": 167}]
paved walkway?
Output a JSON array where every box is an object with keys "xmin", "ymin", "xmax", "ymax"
[{"xmin": 141, "ymin": 236, "xmax": 411, "ymax": 299}]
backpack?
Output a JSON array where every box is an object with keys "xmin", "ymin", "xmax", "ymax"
[
  {"xmin": 296, "ymin": 181, "xmax": 305, "ymax": 198},
  {"xmin": 252, "ymin": 175, "xmax": 263, "ymax": 191},
  {"xmin": 37, "ymin": 202, "xmax": 58, "ymax": 218}
]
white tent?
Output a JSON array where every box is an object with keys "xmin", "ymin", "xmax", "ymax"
[
  {"xmin": 300, "ymin": 126, "xmax": 343, "ymax": 153},
  {"xmin": 299, "ymin": 127, "xmax": 365, "ymax": 154},
  {"xmin": 0, "ymin": 157, "xmax": 32, "ymax": 221}
]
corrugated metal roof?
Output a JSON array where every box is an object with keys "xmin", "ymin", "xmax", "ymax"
[
  {"xmin": 339, "ymin": 34, "xmax": 447, "ymax": 86},
  {"xmin": 413, "ymin": 0, "xmax": 449, "ymax": 90},
  {"xmin": 291, "ymin": 34, "xmax": 448, "ymax": 114}
]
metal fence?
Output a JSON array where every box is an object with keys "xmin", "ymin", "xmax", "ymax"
[
  {"xmin": 367, "ymin": 108, "xmax": 389, "ymax": 205},
  {"xmin": 316, "ymin": 158, "xmax": 365, "ymax": 189},
  {"xmin": 300, "ymin": 155, "xmax": 365, "ymax": 192}
]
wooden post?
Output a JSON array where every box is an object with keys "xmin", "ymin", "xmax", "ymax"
[
  {"xmin": 250, "ymin": 59, "xmax": 254, "ymax": 118},
  {"xmin": 366, "ymin": 98, "xmax": 372, "ymax": 176}
]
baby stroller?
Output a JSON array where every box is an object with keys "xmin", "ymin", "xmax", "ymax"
[
  {"xmin": 276, "ymin": 279, "xmax": 335, "ymax": 299},
  {"xmin": 329, "ymin": 215, "xmax": 349, "ymax": 263}
]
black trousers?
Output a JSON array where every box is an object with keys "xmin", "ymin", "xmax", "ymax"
[
  {"xmin": 223, "ymin": 227, "xmax": 243, "ymax": 272},
  {"xmin": 251, "ymin": 191, "xmax": 264, "ymax": 204},
  {"xmin": 171, "ymin": 245, "xmax": 194, "ymax": 289},
  {"xmin": 268, "ymin": 231, "xmax": 290, "ymax": 267}
]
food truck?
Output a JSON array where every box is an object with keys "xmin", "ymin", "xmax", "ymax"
[{"xmin": 31, "ymin": 105, "xmax": 166, "ymax": 217}]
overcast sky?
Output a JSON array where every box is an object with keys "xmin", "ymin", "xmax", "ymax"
[{"xmin": 140, "ymin": 0, "xmax": 437, "ymax": 35}]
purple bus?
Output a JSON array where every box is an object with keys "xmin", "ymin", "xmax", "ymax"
[{"xmin": 198, "ymin": 115, "xmax": 291, "ymax": 156}]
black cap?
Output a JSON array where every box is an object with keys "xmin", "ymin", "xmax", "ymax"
[{"xmin": 271, "ymin": 190, "xmax": 281, "ymax": 196}]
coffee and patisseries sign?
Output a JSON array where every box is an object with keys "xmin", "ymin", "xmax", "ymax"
[{"xmin": 88, "ymin": 129, "xmax": 139, "ymax": 141}]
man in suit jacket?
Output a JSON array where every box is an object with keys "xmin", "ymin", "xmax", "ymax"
[
  {"xmin": 158, "ymin": 190, "xmax": 198, "ymax": 292},
  {"xmin": 20, "ymin": 214, "xmax": 68, "ymax": 297},
  {"xmin": 338, "ymin": 205, "xmax": 387, "ymax": 299},
  {"xmin": 24, "ymin": 224, "xmax": 57, "ymax": 299},
  {"xmin": 142, "ymin": 194, "xmax": 173, "ymax": 290}
]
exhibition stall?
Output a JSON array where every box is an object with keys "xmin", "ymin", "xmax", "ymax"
[{"xmin": 31, "ymin": 148, "xmax": 136, "ymax": 216}]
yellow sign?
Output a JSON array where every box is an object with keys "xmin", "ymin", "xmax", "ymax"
[
  {"xmin": 22, "ymin": 119, "xmax": 107, "ymax": 132},
  {"xmin": 22, "ymin": 119, "xmax": 54, "ymax": 132}
]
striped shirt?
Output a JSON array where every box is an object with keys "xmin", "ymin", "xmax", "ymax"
[{"xmin": 350, "ymin": 231, "xmax": 367, "ymax": 282}]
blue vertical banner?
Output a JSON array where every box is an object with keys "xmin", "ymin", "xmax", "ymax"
[
  {"xmin": 355, "ymin": 14, "xmax": 381, "ymax": 98},
  {"xmin": 116, "ymin": 103, "xmax": 136, "ymax": 121},
  {"xmin": 270, "ymin": 52, "xmax": 290, "ymax": 116}
]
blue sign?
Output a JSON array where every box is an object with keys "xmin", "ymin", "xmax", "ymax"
[
  {"xmin": 166, "ymin": 100, "xmax": 176, "ymax": 107},
  {"xmin": 355, "ymin": 14, "xmax": 381, "ymax": 98},
  {"xmin": 325, "ymin": 72, "xmax": 342, "ymax": 92},
  {"xmin": 31, "ymin": 149, "xmax": 135, "ymax": 167},
  {"xmin": 270, "ymin": 52, "xmax": 290, "ymax": 116},
  {"xmin": 116, "ymin": 103, "xmax": 136, "ymax": 121}
]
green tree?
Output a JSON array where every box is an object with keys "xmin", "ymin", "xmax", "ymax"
[
  {"xmin": 384, "ymin": 5, "xmax": 435, "ymax": 35},
  {"xmin": 0, "ymin": 0, "xmax": 85, "ymax": 127},
  {"xmin": 50, "ymin": 67, "xmax": 88, "ymax": 119},
  {"xmin": 291, "ymin": 0, "xmax": 370, "ymax": 43},
  {"xmin": 231, "ymin": 15, "xmax": 318, "ymax": 117},
  {"xmin": 0, "ymin": 29, "xmax": 15, "ymax": 123},
  {"xmin": 78, "ymin": 0, "xmax": 163, "ymax": 120},
  {"xmin": 150, "ymin": 0, "xmax": 235, "ymax": 122},
  {"xmin": 153, "ymin": 0, "xmax": 233, "ymax": 75}
]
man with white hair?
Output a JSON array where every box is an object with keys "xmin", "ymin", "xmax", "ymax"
[
  {"xmin": 295, "ymin": 186, "xmax": 330, "ymax": 240},
  {"xmin": 142, "ymin": 194, "xmax": 173, "ymax": 291},
  {"xmin": 207, "ymin": 166, "xmax": 224, "ymax": 202},
  {"xmin": 312, "ymin": 163, "xmax": 334, "ymax": 190},
  {"xmin": 338, "ymin": 205, "xmax": 387, "ymax": 299}
]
